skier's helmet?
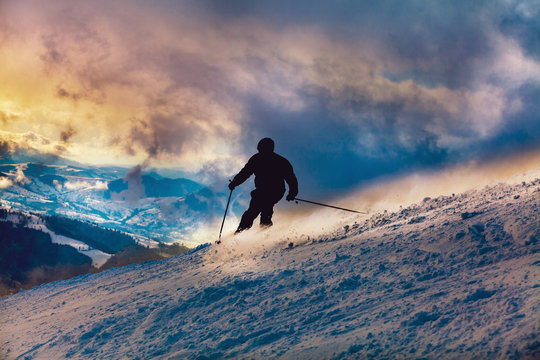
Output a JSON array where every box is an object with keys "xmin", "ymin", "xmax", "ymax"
[{"xmin": 257, "ymin": 138, "xmax": 274, "ymax": 154}]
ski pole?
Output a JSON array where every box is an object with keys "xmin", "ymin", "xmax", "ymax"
[
  {"xmin": 217, "ymin": 187, "xmax": 233, "ymax": 244},
  {"xmin": 294, "ymin": 197, "xmax": 368, "ymax": 214}
]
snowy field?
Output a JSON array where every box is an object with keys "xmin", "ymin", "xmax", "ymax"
[{"xmin": 1, "ymin": 172, "xmax": 539, "ymax": 359}]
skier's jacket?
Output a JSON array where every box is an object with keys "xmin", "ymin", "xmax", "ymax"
[{"xmin": 230, "ymin": 152, "xmax": 298, "ymax": 199}]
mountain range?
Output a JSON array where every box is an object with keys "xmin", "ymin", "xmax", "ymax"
[
  {"xmin": 0, "ymin": 149, "xmax": 240, "ymax": 244},
  {"xmin": 0, "ymin": 148, "xmax": 230, "ymax": 295}
]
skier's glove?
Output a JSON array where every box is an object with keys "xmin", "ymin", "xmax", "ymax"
[
  {"xmin": 228, "ymin": 183, "xmax": 235, "ymax": 191},
  {"xmin": 286, "ymin": 193, "xmax": 295, "ymax": 201}
]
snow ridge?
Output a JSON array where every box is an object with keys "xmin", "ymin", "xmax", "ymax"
[{"xmin": 1, "ymin": 176, "xmax": 539, "ymax": 359}]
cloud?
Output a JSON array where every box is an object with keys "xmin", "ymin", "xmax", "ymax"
[
  {"xmin": 14, "ymin": 164, "xmax": 29, "ymax": 185},
  {"xmin": 0, "ymin": 177, "xmax": 13, "ymax": 188},
  {"xmin": 0, "ymin": 110, "xmax": 20, "ymax": 125},
  {"xmin": 56, "ymin": 87, "xmax": 83, "ymax": 102},
  {"xmin": 0, "ymin": 140, "xmax": 10, "ymax": 158},
  {"xmin": 0, "ymin": 0, "xmax": 539, "ymax": 195},
  {"xmin": 60, "ymin": 125, "xmax": 76, "ymax": 143},
  {"xmin": 63, "ymin": 180, "xmax": 108, "ymax": 191},
  {"xmin": 0, "ymin": 131, "xmax": 69, "ymax": 160},
  {"xmin": 111, "ymin": 164, "xmax": 145, "ymax": 202}
]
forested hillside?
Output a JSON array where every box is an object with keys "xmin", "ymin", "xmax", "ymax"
[{"xmin": 0, "ymin": 208, "xmax": 191, "ymax": 297}]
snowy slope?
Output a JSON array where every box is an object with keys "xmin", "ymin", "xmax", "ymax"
[{"xmin": 1, "ymin": 174, "xmax": 539, "ymax": 359}]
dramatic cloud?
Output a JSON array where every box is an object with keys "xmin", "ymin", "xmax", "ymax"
[
  {"xmin": 60, "ymin": 125, "xmax": 76, "ymax": 143},
  {"xmin": 14, "ymin": 164, "xmax": 30, "ymax": 185},
  {"xmin": 111, "ymin": 165, "xmax": 145, "ymax": 202},
  {"xmin": 0, "ymin": 177, "xmax": 13, "ymax": 189},
  {"xmin": 0, "ymin": 131, "xmax": 71, "ymax": 160},
  {"xmin": 0, "ymin": 140, "xmax": 10, "ymax": 159},
  {"xmin": 0, "ymin": 110, "xmax": 20, "ymax": 125},
  {"xmin": 63, "ymin": 180, "xmax": 108, "ymax": 191},
  {"xmin": 0, "ymin": 0, "xmax": 539, "ymax": 195}
]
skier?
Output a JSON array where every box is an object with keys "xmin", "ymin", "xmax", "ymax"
[{"xmin": 228, "ymin": 138, "xmax": 298, "ymax": 233}]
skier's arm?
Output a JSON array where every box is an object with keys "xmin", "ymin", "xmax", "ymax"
[
  {"xmin": 285, "ymin": 162, "xmax": 298, "ymax": 201},
  {"xmin": 229, "ymin": 158, "xmax": 255, "ymax": 189}
]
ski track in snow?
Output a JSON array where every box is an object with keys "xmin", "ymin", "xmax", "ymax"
[{"xmin": 1, "ymin": 174, "xmax": 539, "ymax": 359}]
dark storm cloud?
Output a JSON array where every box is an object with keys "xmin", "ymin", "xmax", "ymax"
[
  {"xmin": 60, "ymin": 126, "xmax": 76, "ymax": 143},
  {"xmin": 498, "ymin": 1, "xmax": 540, "ymax": 58},
  {"xmin": 4, "ymin": 0, "xmax": 538, "ymax": 196},
  {"xmin": 476, "ymin": 84, "xmax": 540, "ymax": 158},
  {"xmin": 156, "ymin": 0, "xmax": 540, "ymax": 194},
  {"xmin": 196, "ymin": 0, "xmax": 513, "ymax": 88},
  {"xmin": 218, "ymin": 1, "xmax": 538, "ymax": 196},
  {"xmin": 0, "ymin": 140, "xmax": 10, "ymax": 159},
  {"xmin": 118, "ymin": 49, "xmax": 235, "ymax": 162},
  {"xmin": 111, "ymin": 164, "xmax": 145, "ymax": 202},
  {"xmin": 121, "ymin": 103, "xmax": 233, "ymax": 164},
  {"xmin": 239, "ymin": 91, "xmax": 453, "ymax": 196}
]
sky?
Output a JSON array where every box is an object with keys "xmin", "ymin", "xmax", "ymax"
[{"xmin": 0, "ymin": 0, "xmax": 539, "ymax": 196}]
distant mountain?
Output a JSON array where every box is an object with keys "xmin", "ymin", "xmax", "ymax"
[
  {"xmin": 38, "ymin": 174, "xmax": 67, "ymax": 187},
  {"xmin": 0, "ymin": 148, "xmax": 233, "ymax": 242},
  {"xmin": 0, "ymin": 162, "xmax": 124, "ymax": 181},
  {"xmin": 105, "ymin": 175, "xmax": 202, "ymax": 199}
]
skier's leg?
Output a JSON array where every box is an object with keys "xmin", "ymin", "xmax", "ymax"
[
  {"xmin": 260, "ymin": 192, "xmax": 283, "ymax": 226},
  {"xmin": 236, "ymin": 191, "xmax": 262, "ymax": 233},
  {"xmin": 259, "ymin": 204, "xmax": 274, "ymax": 226}
]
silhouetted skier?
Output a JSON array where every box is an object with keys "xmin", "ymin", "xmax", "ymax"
[{"xmin": 229, "ymin": 138, "xmax": 298, "ymax": 233}]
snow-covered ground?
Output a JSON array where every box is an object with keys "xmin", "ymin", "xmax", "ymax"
[{"xmin": 1, "ymin": 171, "xmax": 539, "ymax": 359}]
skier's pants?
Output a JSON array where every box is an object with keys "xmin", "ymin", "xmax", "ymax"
[{"xmin": 237, "ymin": 189, "xmax": 284, "ymax": 230}]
